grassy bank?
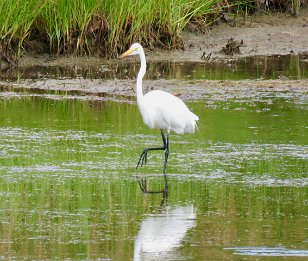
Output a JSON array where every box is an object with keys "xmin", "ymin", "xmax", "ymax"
[
  {"xmin": 0, "ymin": 0, "xmax": 226, "ymax": 59},
  {"xmin": 0, "ymin": 0, "xmax": 306, "ymax": 61}
]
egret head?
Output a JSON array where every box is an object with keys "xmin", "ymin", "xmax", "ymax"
[{"xmin": 119, "ymin": 43, "xmax": 143, "ymax": 58}]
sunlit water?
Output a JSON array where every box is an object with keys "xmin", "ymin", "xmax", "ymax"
[{"xmin": 0, "ymin": 82, "xmax": 307, "ymax": 260}]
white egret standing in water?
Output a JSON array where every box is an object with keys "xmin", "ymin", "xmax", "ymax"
[{"xmin": 120, "ymin": 43, "xmax": 198, "ymax": 177}]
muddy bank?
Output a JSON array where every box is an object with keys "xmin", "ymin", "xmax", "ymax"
[
  {"xmin": 153, "ymin": 11, "xmax": 308, "ymax": 62},
  {"xmin": 1, "ymin": 79, "xmax": 307, "ymax": 102}
]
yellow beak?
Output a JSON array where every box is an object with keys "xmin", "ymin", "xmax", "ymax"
[{"xmin": 119, "ymin": 47, "xmax": 136, "ymax": 58}]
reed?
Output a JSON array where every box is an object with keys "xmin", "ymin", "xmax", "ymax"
[
  {"xmin": 0, "ymin": 0, "xmax": 229, "ymax": 57},
  {"xmin": 0, "ymin": 0, "xmax": 46, "ymax": 55},
  {"xmin": 99, "ymin": 0, "xmax": 224, "ymax": 53},
  {"xmin": 0, "ymin": 0, "xmax": 305, "ymax": 58}
]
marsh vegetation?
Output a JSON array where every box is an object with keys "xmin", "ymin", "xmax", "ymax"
[{"xmin": 0, "ymin": 0, "xmax": 307, "ymax": 62}]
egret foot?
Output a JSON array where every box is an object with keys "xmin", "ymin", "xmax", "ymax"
[
  {"xmin": 135, "ymin": 129, "xmax": 169, "ymax": 173},
  {"xmin": 136, "ymin": 148, "xmax": 149, "ymax": 169}
]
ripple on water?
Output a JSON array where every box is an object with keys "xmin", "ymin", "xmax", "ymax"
[
  {"xmin": 172, "ymin": 142, "xmax": 308, "ymax": 187},
  {"xmin": 225, "ymin": 246, "xmax": 308, "ymax": 257}
]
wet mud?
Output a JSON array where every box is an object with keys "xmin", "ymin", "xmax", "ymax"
[{"xmin": 1, "ymin": 78, "xmax": 308, "ymax": 103}]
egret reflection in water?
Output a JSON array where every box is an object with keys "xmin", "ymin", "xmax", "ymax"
[{"xmin": 134, "ymin": 204, "xmax": 196, "ymax": 261}]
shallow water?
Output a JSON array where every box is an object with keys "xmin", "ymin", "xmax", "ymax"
[
  {"xmin": 0, "ymin": 86, "xmax": 307, "ymax": 260},
  {"xmin": 1, "ymin": 53, "xmax": 308, "ymax": 81}
]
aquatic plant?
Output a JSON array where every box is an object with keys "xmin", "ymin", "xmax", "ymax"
[
  {"xmin": 0, "ymin": 0, "xmax": 46, "ymax": 60},
  {"xmin": 0, "ymin": 0, "xmax": 226, "ymax": 58},
  {"xmin": 0, "ymin": 0, "xmax": 306, "ymax": 60}
]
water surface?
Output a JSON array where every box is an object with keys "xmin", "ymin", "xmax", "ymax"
[
  {"xmin": 1, "ymin": 53, "xmax": 308, "ymax": 81},
  {"xmin": 0, "ymin": 89, "xmax": 307, "ymax": 259}
]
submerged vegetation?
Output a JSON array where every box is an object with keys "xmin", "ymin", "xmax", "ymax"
[{"xmin": 0, "ymin": 0, "xmax": 307, "ymax": 61}]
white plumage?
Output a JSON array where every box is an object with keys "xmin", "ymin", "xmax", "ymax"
[
  {"xmin": 141, "ymin": 90, "xmax": 199, "ymax": 134},
  {"xmin": 120, "ymin": 43, "xmax": 199, "ymax": 172}
]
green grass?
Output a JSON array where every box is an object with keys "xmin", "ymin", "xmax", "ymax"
[
  {"xmin": 0, "ymin": 0, "xmax": 46, "ymax": 54},
  {"xmin": 0, "ymin": 0, "xmax": 305, "ymax": 58},
  {"xmin": 101, "ymin": 0, "xmax": 224, "ymax": 52},
  {"xmin": 0, "ymin": 0, "xmax": 234, "ymax": 58}
]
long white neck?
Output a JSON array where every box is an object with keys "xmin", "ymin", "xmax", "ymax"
[{"xmin": 136, "ymin": 49, "xmax": 146, "ymax": 101}]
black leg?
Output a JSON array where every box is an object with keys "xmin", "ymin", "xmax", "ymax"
[
  {"xmin": 136, "ymin": 129, "xmax": 170, "ymax": 195},
  {"xmin": 163, "ymin": 132, "xmax": 169, "ymax": 174},
  {"xmin": 136, "ymin": 129, "xmax": 169, "ymax": 171}
]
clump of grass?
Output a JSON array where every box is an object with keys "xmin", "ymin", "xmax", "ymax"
[
  {"xmin": 0, "ymin": 0, "xmax": 306, "ymax": 60},
  {"xmin": 0, "ymin": 0, "xmax": 46, "ymax": 61},
  {"xmin": 102, "ymin": 0, "xmax": 225, "ymax": 53},
  {"xmin": 1, "ymin": 0, "xmax": 227, "ymax": 58},
  {"xmin": 39, "ymin": 0, "xmax": 101, "ymax": 54}
]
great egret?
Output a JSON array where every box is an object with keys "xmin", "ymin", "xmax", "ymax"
[{"xmin": 120, "ymin": 43, "xmax": 199, "ymax": 175}]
